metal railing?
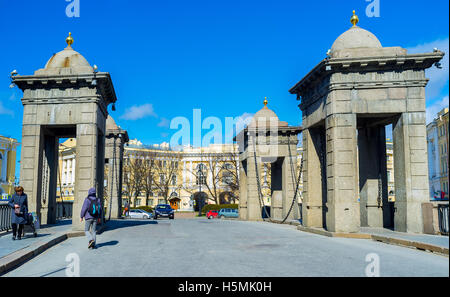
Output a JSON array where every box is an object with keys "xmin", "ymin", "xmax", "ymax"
[
  {"xmin": 0, "ymin": 203, "xmax": 12, "ymax": 232},
  {"xmin": 438, "ymin": 204, "xmax": 449, "ymax": 236},
  {"xmin": 56, "ymin": 202, "xmax": 73, "ymax": 220}
]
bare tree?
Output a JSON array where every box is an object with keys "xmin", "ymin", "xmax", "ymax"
[
  {"xmin": 221, "ymin": 152, "xmax": 240, "ymax": 202},
  {"xmin": 152, "ymin": 152, "xmax": 182, "ymax": 203},
  {"xmin": 123, "ymin": 150, "xmax": 146, "ymax": 207},
  {"xmin": 141, "ymin": 151, "xmax": 157, "ymax": 206},
  {"xmin": 183, "ymin": 152, "xmax": 239, "ymax": 205}
]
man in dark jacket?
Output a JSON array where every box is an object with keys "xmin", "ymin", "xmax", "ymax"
[
  {"xmin": 8, "ymin": 186, "xmax": 28, "ymax": 240},
  {"xmin": 80, "ymin": 187, "xmax": 101, "ymax": 249}
]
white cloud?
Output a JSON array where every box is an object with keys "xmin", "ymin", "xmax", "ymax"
[
  {"xmin": 120, "ymin": 103, "xmax": 158, "ymax": 121},
  {"xmin": 0, "ymin": 101, "xmax": 13, "ymax": 116},
  {"xmin": 407, "ymin": 38, "xmax": 449, "ymax": 100},
  {"xmin": 157, "ymin": 117, "xmax": 170, "ymax": 128},
  {"xmin": 426, "ymin": 96, "xmax": 449, "ymax": 124}
]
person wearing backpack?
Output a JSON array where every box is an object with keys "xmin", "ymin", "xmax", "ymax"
[{"xmin": 80, "ymin": 187, "xmax": 102, "ymax": 249}]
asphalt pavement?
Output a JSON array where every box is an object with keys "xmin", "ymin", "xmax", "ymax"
[{"xmin": 2, "ymin": 218, "xmax": 449, "ymax": 277}]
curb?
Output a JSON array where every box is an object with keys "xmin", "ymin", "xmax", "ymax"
[
  {"xmin": 0, "ymin": 233, "xmax": 68, "ymax": 275},
  {"xmin": 0, "ymin": 224, "xmax": 106, "ymax": 276},
  {"xmin": 297, "ymin": 225, "xmax": 372, "ymax": 239},
  {"xmin": 296, "ymin": 225, "xmax": 448, "ymax": 256},
  {"xmin": 371, "ymin": 235, "xmax": 449, "ymax": 256}
]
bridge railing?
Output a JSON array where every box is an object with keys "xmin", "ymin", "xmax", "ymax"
[
  {"xmin": 438, "ymin": 204, "xmax": 449, "ymax": 236},
  {"xmin": 56, "ymin": 202, "xmax": 73, "ymax": 220},
  {"xmin": 0, "ymin": 202, "xmax": 12, "ymax": 232}
]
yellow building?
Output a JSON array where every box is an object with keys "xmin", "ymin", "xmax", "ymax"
[
  {"xmin": 0, "ymin": 135, "xmax": 19, "ymax": 198},
  {"xmin": 56, "ymin": 138, "xmax": 77, "ymax": 202},
  {"xmin": 437, "ymin": 108, "xmax": 449, "ymax": 199},
  {"xmin": 123, "ymin": 139, "xmax": 239, "ymax": 211},
  {"xmin": 386, "ymin": 139, "xmax": 395, "ymax": 202}
]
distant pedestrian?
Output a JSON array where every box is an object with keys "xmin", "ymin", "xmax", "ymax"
[
  {"xmin": 8, "ymin": 186, "xmax": 28, "ymax": 240},
  {"xmin": 80, "ymin": 187, "xmax": 102, "ymax": 249},
  {"xmin": 124, "ymin": 201, "xmax": 130, "ymax": 217}
]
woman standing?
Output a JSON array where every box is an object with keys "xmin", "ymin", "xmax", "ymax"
[{"xmin": 8, "ymin": 186, "xmax": 28, "ymax": 240}]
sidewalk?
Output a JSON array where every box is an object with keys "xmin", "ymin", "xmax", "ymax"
[
  {"xmin": 296, "ymin": 224, "xmax": 449, "ymax": 255},
  {"xmin": 0, "ymin": 219, "xmax": 93, "ymax": 275}
]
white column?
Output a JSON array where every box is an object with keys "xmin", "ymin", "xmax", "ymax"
[
  {"xmin": 62, "ymin": 160, "xmax": 67, "ymax": 185},
  {"xmin": 1, "ymin": 149, "xmax": 8, "ymax": 182},
  {"xmin": 72, "ymin": 158, "xmax": 76, "ymax": 184},
  {"xmin": 183, "ymin": 161, "xmax": 186, "ymax": 186},
  {"xmin": 190, "ymin": 161, "xmax": 193, "ymax": 186}
]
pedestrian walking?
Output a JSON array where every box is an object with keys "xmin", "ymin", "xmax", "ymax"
[
  {"xmin": 80, "ymin": 187, "xmax": 102, "ymax": 249},
  {"xmin": 8, "ymin": 186, "xmax": 28, "ymax": 240},
  {"xmin": 124, "ymin": 201, "xmax": 130, "ymax": 217}
]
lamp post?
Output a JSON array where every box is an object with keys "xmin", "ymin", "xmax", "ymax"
[{"xmin": 198, "ymin": 167, "xmax": 203, "ymax": 216}]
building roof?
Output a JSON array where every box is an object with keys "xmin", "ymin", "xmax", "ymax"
[{"xmin": 34, "ymin": 33, "xmax": 94, "ymax": 75}]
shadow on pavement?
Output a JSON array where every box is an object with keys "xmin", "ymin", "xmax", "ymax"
[
  {"xmin": 41, "ymin": 219, "xmax": 73, "ymax": 228},
  {"xmin": 96, "ymin": 240, "xmax": 119, "ymax": 248},
  {"xmin": 102, "ymin": 219, "xmax": 157, "ymax": 233}
]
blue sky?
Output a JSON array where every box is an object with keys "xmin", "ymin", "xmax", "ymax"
[{"xmin": 0, "ymin": 0, "xmax": 449, "ymax": 171}]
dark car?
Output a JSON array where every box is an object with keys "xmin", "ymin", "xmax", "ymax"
[{"xmin": 154, "ymin": 204, "xmax": 174, "ymax": 220}]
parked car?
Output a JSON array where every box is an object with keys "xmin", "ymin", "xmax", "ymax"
[
  {"xmin": 218, "ymin": 208, "xmax": 238, "ymax": 219},
  {"xmin": 206, "ymin": 210, "xmax": 219, "ymax": 219},
  {"xmin": 129, "ymin": 209, "xmax": 152, "ymax": 219},
  {"xmin": 154, "ymin": 204, "xmax": 174, "ymax": 220}
]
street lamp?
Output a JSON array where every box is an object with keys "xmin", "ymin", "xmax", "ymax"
[{"xmin": 197, "ymin": 167, "xmax": 204, "ymax": 216}]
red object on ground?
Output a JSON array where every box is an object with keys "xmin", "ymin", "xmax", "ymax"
[{"xmin": 206, "ymin": 210, "xmax": 219, "ymax": 219}]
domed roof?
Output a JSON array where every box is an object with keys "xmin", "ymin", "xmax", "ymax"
[
  {"xmin": 331, "ymin": 26, "xmax": 382, "ymax": 52},
  {"xmin": 35, "ymin": 33, "xmax": 94, "ymax": 75},
  {"xmin": 106, "ymin": 115, "xmax": 119, "ymax": 131},
  {"xmin": 330, "ymin": 11, "xmax": 382, "ymax": 55},
  {"xmin": 44, "ymin": 46, "xmax": 91, "ymax": 69},
  {"xmin": 249, "ymin": 98, "xmax": 287, "ymax": 128}
]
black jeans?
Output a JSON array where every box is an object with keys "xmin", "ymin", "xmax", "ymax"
[{"xmin": 12, "ymin": 224, "xmax": 24, "ymax": 238}]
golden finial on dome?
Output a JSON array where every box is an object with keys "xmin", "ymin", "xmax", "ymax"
[
  {"xmin": 263, "ymin": 97, "xmax": 268, "ymax": 107},
  {"xmin": 66, "ymin": 32, "xmax": 74, "ymax": 47},
  {"xmin": 350, "ymin": 10, "xmax": 359, "ymax": 27}
]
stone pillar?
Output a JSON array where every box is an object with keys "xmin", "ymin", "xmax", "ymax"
[
  {"xmin": 19, "ymin": 122, "xmax": 42, "ymax": 222},
  {"xmin": 73, "ymin": 123, "xmax": 99, "ymax": 231},
  {"xmin": 282, "ymin": 145, "xmax": 299, "ymax": 221},
  {"xmin": 301, "ymin": 128, "xmax": 325, "ymax": 228},
  {"xmin": 246, "ymin": 154, "xmax": 261, "ymax": 220},
  {"xmin": 239, "ymin": 159, "xmax": 248, "ymax": 220},
  {"xmin": 325, "ymin": 114, "xmax": 360, "ymax": 233},
  {"xmin": 106, "ymin": 136, "xmax": 123, "ymax": 219},
  {"xmin": 358, "ymin": 126, "xmax": 389, "ymax": 228},
  {"xmin": 393, "ymin": 112, "xmax": 429, "ymax": 233}
]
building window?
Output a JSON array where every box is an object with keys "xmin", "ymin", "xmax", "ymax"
[
  {"xmin": 135, "ymin": 199, "xmax": 141, "ymax": 206},
  {"xmin": 147, "ymin": 198, "xmax": 153, "ymax": 206},
  {"xmin": 171, "ymin": 175, "xmax": 177, "ymax": 186},
  {"xmin": 222, "ymin": 171, "xmax": 233, "ymax": 184},
  {"xmin": 158, "ymin": 199, "xmax": 165, "ymax": 205}
]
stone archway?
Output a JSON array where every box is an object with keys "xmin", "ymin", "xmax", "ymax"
[
  {"xmin": 289, "ymin": 12, "xmax": 444, "ymax": 233},
  {"xmin": 12, "ymin": 34, "xmax": 118, "ymax": 231}
]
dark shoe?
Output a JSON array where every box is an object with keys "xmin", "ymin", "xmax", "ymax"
[
  {"xmin": 88, "ymin": 240, "xmax": 94, "ymax": 249},
  {"xmin": 17, "ymin": 237, "xmax": 21, "ymax": 240},
  {"xmin": 12, "ymin": 236, "xmax": 16, "ymax": 241}
]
